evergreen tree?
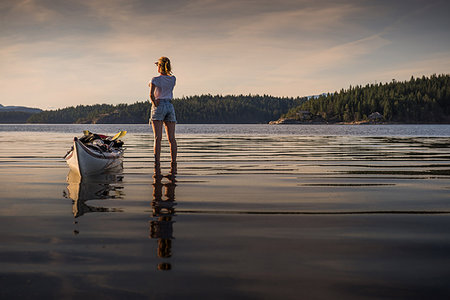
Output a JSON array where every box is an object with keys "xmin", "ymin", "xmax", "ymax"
[{"xmin": 283, "ymin": 74, "xmax": 450, "ymax": 123}]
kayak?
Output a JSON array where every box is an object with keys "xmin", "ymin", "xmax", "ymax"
[{"xmin": 64, "ymin": 131, "xmax": 126, "ymax": 176}]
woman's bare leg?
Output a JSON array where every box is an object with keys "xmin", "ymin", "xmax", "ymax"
[
  {"xmin": 164, "ymin": 121, "xmax": 177, "ymax": 166},
  {"xmin": 151, "ymin": 120, "xmax": 163, "ymax": 165}
]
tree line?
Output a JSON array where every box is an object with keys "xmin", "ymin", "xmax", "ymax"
[
  {"xmin": 25, "ymin": 95, "xmax": 306, "ymax": 124},
  {"xmin": 0, "ymin": 111, "xmax": 36, "ymax": 123},
  {"xmin": 3, "ymin": 74, "xmax": 449, "ymax": 124},
  {"xmin": 283, "ymin": 74, "xmax": 450, "ymax": 123}
]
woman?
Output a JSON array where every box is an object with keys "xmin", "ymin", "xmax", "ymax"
[{"xmin": 149, "ymin": 56, "xmax": 177, "ymax": 171}]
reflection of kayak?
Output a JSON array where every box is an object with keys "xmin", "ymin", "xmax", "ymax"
[
  {"xmin": 64, "ymin": 132, "xmax": 125, "ymax": 176},
  {"xmin": 65, "ymin": 169, "xmax": 124, "ymax": 218}
]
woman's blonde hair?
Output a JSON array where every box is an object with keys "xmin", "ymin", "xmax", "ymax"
[{"xmin": 156, "ymin": 56, "xmax": 172, "ymax": 75}]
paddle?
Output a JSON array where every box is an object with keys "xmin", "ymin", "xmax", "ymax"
[{"xmin": 111, "ymin": 130, "xmax": 127, "ymax": 141}]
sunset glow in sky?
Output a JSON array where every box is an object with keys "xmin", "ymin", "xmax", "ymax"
[{"xmin": 1, "ymin": 0, "xmax": 449, "ymax": 109}]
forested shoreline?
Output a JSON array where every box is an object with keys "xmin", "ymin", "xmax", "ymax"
[
  {"xmin": 0, "ymin": 111, "xmax": 36, "ymax": 123},
  {"xmin": 1, "ymin": 74, "xmax": 449, "ymax": 124},
  {"xmin": 282, "ymin": 74, "xmax": 450, "ymax": 124},
  {"xmin": 24, "ymin": 95, "xmax": 306, "ymax": 124}
]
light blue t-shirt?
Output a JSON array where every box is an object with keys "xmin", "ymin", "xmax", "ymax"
[{"xmin": 150, "ymin": 75, "xmax": 176, "ymax": 100}]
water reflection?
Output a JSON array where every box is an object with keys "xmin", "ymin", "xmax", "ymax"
[
  {"xmin": 64, "ymin": 169, "xmax": 124, "ymax": 220},
  {"xmin": 149, "ymin": 163, "xmax": 177, "ymax": 271}
]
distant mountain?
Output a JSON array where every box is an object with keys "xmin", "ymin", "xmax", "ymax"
[
  {"xmin": 0, "ymin": 105, "xmax": 43, "ymax": 123},
  {"xmin": 0, "ymin": 104, "xmax": 42, "ymax": 114},
  {"xmin": 306, "ymin": 93, "xmax": 328, "ymax": 100}
]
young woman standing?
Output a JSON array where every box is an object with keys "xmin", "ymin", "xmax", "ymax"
[{"xmin": 149, "ymin": 56, "xmax": 177, "ymax": 172}]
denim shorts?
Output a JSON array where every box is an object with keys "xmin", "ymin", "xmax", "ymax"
[{"xmin": 150, "ymin": 100, "xmax": 177, "ymax": 123}]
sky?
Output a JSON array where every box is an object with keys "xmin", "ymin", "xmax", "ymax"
[{"xmin": 1, "ymin": 0, "xmax": 449, "ymax": 109}]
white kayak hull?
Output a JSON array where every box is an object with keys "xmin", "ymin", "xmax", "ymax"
[{"xmin": 65, "ymin": 137, "xmax": 124, "ymax": 176}]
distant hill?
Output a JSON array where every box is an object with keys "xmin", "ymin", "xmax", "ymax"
[
  {"xmin": 306, "ymin": 93, "xmax": 328, "ymax": 100},
  {"xmin": 0, "ymin": 104, "xmax": 42, "ymax": 114},
  {"xmin": 0, "ymin": 105, "xmax": 43, "ymax": 123},
  {"xmin": 279, "ymin": 74, "xmax": 450, "ymax": 124}
]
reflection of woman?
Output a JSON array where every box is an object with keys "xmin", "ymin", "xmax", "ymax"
[
  {"xmin": 150, "ymin": 165, "xmax": 177, "ymax": 270},
  {"xmin": 149, "ymin": 56, "xmax": 177, "ymax": 168}
]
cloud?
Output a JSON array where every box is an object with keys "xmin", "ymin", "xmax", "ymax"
[
  {"xmin": 303, "ymin": 34, "xmax": 391, "ymax": 72},
  {"xmin": 372, "ymin": 52, "xmax": 450, "ymax": 82},
  {"xmin": 0, "ymin": 0, "xmax": 449, "ymax": 108}
]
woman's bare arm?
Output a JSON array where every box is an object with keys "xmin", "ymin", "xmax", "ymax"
[{"xmin": 149, "ymin": 83, "xmax": 159, "ymax": 107}]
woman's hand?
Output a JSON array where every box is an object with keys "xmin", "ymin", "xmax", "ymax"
[{"xmin": 153, "ymin": 99, "xmax": 160, "ymax": 107}]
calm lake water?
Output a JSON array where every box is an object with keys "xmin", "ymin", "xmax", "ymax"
[{"xmin": 1, "ymin": 124, "xmax": 449, "ymax": 299}]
